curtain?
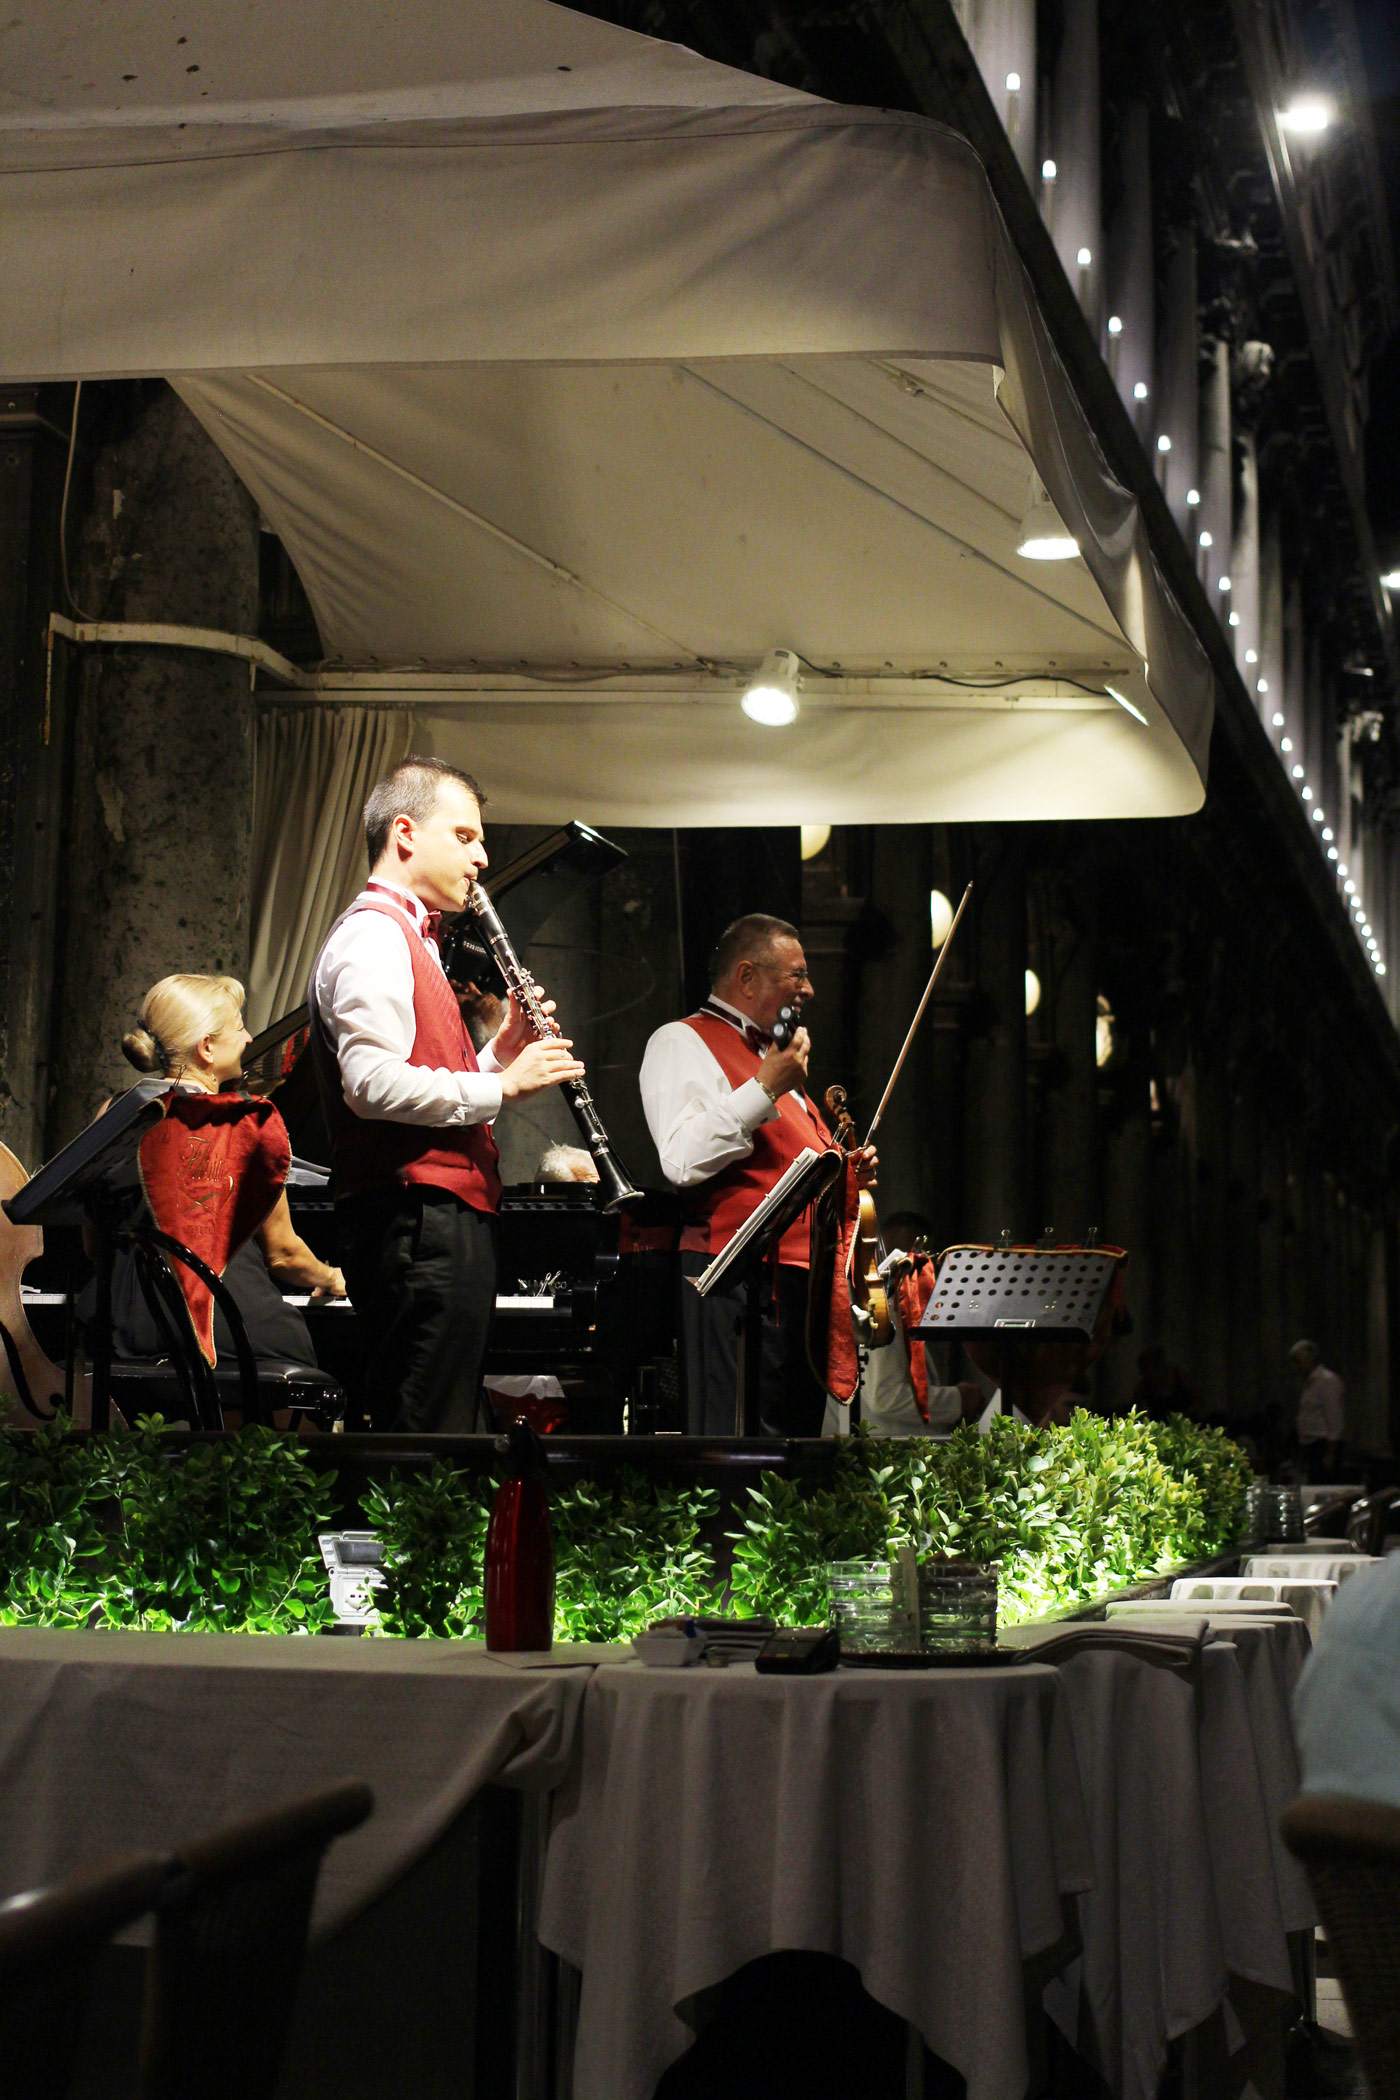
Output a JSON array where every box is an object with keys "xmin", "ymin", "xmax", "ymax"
[{"xmin": 247, "ymin": 705, "xmax": 413, "ymax": 1034}]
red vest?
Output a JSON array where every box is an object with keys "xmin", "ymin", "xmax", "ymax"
[
  {"xmin": 678, "ymin": 1012, "xmax": 832, "ymax": 1267},
  {"xmin": 310, "ymin": 894, "xmax": 502, "ymax": 1216}
]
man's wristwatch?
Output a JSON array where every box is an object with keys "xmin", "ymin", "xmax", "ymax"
[{"xmin": 756, "ymin": 1079, "xmax": 779, "ymax": 1109}]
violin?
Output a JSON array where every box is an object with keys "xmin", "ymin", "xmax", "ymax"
[
  {"xmin": 822, "ymin": 1085, "xmax": 893, "ymax": 1348},
  {"xmin": 0, "ymin": 1142, "xmax": 91, "ymax": 1429}
]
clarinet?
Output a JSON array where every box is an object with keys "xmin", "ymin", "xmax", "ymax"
[{"xmin": 466, "ymin": 882, "xmax": 643, "ymax": 1214}]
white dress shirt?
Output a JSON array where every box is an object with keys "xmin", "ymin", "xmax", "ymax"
[
  {"xmin": 640, "ymin": 994, "xmax": 823, "ymax": 1188},
  {"xmin": 311, "ymin": 880, "xmax": 502, "ymax": 1126},
  {"xmin": 1296, "ymin": 1363, "xmax": 1345, "ymax": 1444}
]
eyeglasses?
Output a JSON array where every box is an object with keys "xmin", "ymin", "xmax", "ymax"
[{"xmin": 758, "ymin": 964, "xmax": 811, "ymax": 987}]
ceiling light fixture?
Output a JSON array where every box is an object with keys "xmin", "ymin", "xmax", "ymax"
[
  {"xmin": 741, "ymin": 648, "xmax": 802, "ymax": 727},
  {"xmin": 1017, "ymin": 482, "xmax": 1080, "ymax": 561}
]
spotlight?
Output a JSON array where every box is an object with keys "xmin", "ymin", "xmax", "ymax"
[
  {"xmin": 1025, "ymin": 968, "xmax": 1042, "ymax": 1017},
  {"xmin": 1257, "ymin": 679, "xmax": 1270, "ymax": 694},
  {"xmin": 1381, "ymin": 570, "xmax": 1400, "ymax": 590},
  {"xmin": 1272, "ymin": 714, "xmax": 1285, "ymax": 727},
  {"xmin": 1133, "ymin": 381, "xmax": 1149, "ymax": 400},
  {"xmin": 1278, "ymin": 96, "xmax": 1333, "ymax": 135},
  {"xmin": 929, "ymin": 890, "xmax": 954, "ymax": 949},
  {"xmin": 1199, "ymin": 531, "xmax": 1214, "ymax": 549},
  {"xmin": 1041, "ymin": 158, "xmax": 1058, "ymax": 182},
  {"xmin": 1322, "ymin": 828, "xmax": 1333, "ymax": 841},
  {"xmin": 1077, "ymin": 246, "xmax": 1093, "ymax": 267},
  {"xmin": 1328, "ymin": 847, "xmax": 1339, "ymax": 861},
  {"xmin": 1186, "ymin": 488, "xmax": 1201, "ymax": 506},
  {"xmin": 1246, "ymin": 649, "xmax": 1259, "ymax": 665},
  {"xmin": 1292, "ymin": 765, "xmax": 1304, "ymax": 779},
  {"xmin": 1345, "ymin": 879, "xmax": 1357, "ymax": 895},
  {"xmin": 1107, "ymin": 315, "xmax": 1124, "ymax": 336},
  {"xmin": 1005, "ymin": 70, "xmax": 1021, "ymax": 91},
  {"xmin": 1156, "ymin": 434, "xmax": 1172, "ymax": 453},
  {"xmin": 1229, "ymin": 612, "xmax": 1240, "ymax": 627},
  {"xmin": 742, "ymin": 648, "xmax": 801, "ymax": 726},
  {"xmin": 1017, "ymin": 485, "xmax": 1079, "ymax": 561},
  {"xmin": 1302, "ymin": 786, "xmax": 1313, "ymax": 801},
  {"xmin": 1219, "ymin": 576, "xmax": 1232, "ymax": 593},
  {"xmin": 1281, "ymin": 737, "xmax": 1293, "ymax": 751}
]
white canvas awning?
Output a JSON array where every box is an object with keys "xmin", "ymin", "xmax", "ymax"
[{"xmin": 0, "ymin": 0, "xmax": 1213, "ymax": 825}]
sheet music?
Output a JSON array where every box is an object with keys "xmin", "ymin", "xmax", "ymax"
[{"xmin": 692, "ymin": 1146, "xmax": 829, "ymax": 1298}]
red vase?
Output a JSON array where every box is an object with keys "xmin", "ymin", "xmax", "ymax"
[{"xmin": 483, "ymin": 1420, "xmax": 555, "ymax": 1652}]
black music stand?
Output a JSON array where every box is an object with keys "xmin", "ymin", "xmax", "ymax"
[
  {"xmin": 913, "ymin": 1240, "xmax": 1125, "ymax": 1424},
  {"xmin": 691, "ymin": 1146, "xmax": 843, "ymax": 1436},
  {"xmin": 4, "ymin": 1082, "xmax": 169, "ymax": 1432}
]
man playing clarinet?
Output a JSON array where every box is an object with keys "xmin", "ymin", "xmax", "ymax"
[
  {"xmin": 309, "ymin": 756, "xmax": 583, "ymax": 1432},
  {"xmin": 641, "ymin": 914, "xmax": 874, "ymax": 1437}
]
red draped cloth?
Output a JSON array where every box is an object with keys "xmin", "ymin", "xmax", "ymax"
[
  {"xmin": 893, "ymin": 1252, "xmax": 938, "ymax": 1420},
  {"xmin": 823, "ymin": 1154, "xmax": 864, "ymax": 1404},
  {"xmin": 137, "ymin": 1092, "xmax": 291, "ymax": 1364}
]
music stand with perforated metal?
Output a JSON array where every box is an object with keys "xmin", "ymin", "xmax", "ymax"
[{"xmin": 914, "ymin": 1240, "xmax": 1126, "ymax": 1425}]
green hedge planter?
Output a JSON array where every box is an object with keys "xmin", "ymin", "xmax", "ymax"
[{"xmin": 0, "ymin": 1413, "xmax": 1252, "ymax": 1642}]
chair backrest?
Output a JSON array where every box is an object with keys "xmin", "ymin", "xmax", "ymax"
[
  {"xmin": 1280, "ymin": 1792, "xmax": 1400, "ymax": 2098},
  {"xmin": 139, "ymin": 1779, "xmax": 373, "ymax": 2100},
  {"xmin": 0, "ymin": 1851, "xmax": 170, "ymax": 2096}
]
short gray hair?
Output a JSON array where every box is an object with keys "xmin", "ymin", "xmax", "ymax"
[
  {"xmin": 364, "ymin": 755, "xmax": 483, "ymax": 868},
  {"xmin": 709, "ymin": 914, "xmax": 800, "ymax": 987}
]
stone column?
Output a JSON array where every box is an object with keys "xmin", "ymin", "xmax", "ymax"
[
  {"xmin": 1097, "ymin": 1008, "xmax": 1154, "ymax": 1415},
  {"xmin": 956, "ymin": 0, "xmax": 1038, "ymax": 189},
  {"xmin": 853, "ymin": 824, "xmax": 938, "ymax": 1221},
  {"xmin": 961, "ymin": 826, "xmax": 1028, "ymax": 1240},
  {"xmin": 1105, "ymin": 102, "xmax": 1155, "ymax": 436},
  {"xmin": 0, "ymin": 386, "xmax": 72, "ymax": 1167},
  {"xmin": 1159, "ymin": 229, "xmax": 1200, "ymax": 533},
  {"xmin": 1037, "ymin": 841, "xmax": 1100, "ymax": 1241},
  {"xmin": 1257, "ymin": 499, "xmax": 1284, "ymax": 728},
  {"xmin": 1047, "ymin": 0, "xmax": 1101, "ymax": 328},
  {"xmin": 1232, "ymin": 431, "xmax": 1261, "ymax": 685},
  {"xmin": 50, "ymin": 382, "xmax": 260, "ymax": 1143},
  {"xmin": 1198, "ymin": 339, "xmax": 1232, "ymax": 605}
]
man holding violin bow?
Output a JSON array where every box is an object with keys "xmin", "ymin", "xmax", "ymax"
[{"xmin": 640, "ymin": 914, "xmax": 876, "ymax": 1436}]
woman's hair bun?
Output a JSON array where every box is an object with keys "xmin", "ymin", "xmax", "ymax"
[{"xmin": 120, "ymin": 1027, "xmax": 163, "ymax": 1073}]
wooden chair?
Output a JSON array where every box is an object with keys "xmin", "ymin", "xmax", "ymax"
[
  {"xmin": 0, "ymin": 1851, "xmax": 170, "ymax": 2095},
  {"xmin": 1280, "ymin": 1792, "xmax": 1400, "ymax": 2098},
  {"xmin": 140, "ymin": 1778, "xmax": 374, "ymax": 2100}
]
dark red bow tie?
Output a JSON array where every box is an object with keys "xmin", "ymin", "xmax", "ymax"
[{"xmin": 744, "ymin": 1022, "xmax": 771, "ymax": 1054}]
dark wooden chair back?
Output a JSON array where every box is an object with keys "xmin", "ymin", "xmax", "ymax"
[
  {"xmin": 139, "ymin": 1778, "xmax": 374, "ymax": 2100},
  {"xmin": 0, "ymin": 1851, "xmax": 170, "ymax": 2095},
  {"xmin": 1280, "ymin": 1791, "xmax": 1400, "ymax": 2098}
]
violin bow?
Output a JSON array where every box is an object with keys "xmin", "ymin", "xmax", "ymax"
[{"xmin": 862, "ymin": 882, "xmax": 973, "ymax": 1150}]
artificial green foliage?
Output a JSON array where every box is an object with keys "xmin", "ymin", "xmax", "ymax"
[
  {"xmin": 362, "ymin": 1460, "xmax": 492, "ymax": 1639},
  {"xmin": 727, "ymin": 1413, "xmax": 1253, "ymax": 1628},
  {"xmin": 366, "ymin": 1464, "xmax": 717, "ymax": 1642},
  {"xmin": 0, "ymin": 1415, "xmax": 109, "ymax": 1627},
  {"xmin": 550, "ymin": 1471, "xmax": 718, "ymax": 1642},
  {"xmin": 0, "ymin": 1418, "xmax": 336, "ymax": 1635},
  {"xmin": 98, "ymin": 1421, "xmax": 337, "ymax": 1634}
]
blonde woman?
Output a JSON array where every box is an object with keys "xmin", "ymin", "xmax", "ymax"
[{"xmin": 110, "ymin": 973, "xmax": 344, "ymax": 1368}]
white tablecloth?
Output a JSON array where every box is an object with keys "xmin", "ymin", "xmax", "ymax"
[
  {"xmin": 539, "ymin": 1658, "xmax": 1092, "ymax": 2100},
  {"xmin": 1169, "ymin": 1576, "xmax": 1336, "ymax": 1638},
  {"xmin": 0, "ymin": 1628, "xmax": 595, "ymax": 1935}
]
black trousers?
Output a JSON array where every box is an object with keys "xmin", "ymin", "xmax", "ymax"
[
  {"xmin": 338, "ymin": 1187, "xmax": 497, "ymax": 1434},
  {"xmin": 679, "ymin": 1253, "xmax": 827, "ymax": 1438}
]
